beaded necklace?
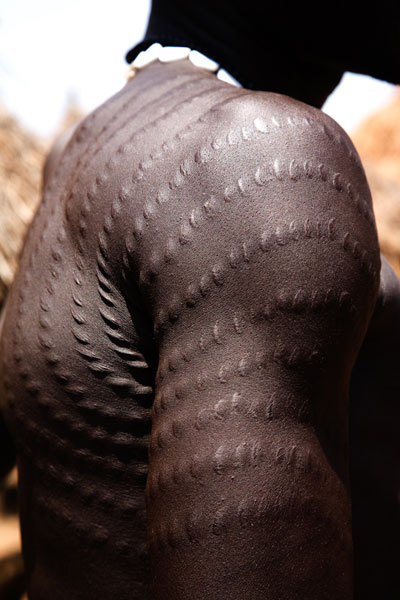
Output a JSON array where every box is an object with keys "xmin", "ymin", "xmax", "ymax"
[{"xmin": 126, "ymin": 42, "xmax": 241, "ymax": 87}]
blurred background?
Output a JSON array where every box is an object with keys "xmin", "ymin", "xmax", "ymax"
[{"xmin": 1, "ymin": 1, "xmax": 400, "ymax": 598}]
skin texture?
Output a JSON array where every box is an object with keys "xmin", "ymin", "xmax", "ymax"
[{"xmin": 0, "ymin": 58, "xmax": 396, "ymax": 598}]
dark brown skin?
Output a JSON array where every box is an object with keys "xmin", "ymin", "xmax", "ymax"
[{"xmin": 0, "ymin": 57, "xmax": 397, "ymax": 598}]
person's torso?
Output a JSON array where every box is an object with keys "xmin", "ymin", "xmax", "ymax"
[{"xmin": 0, "ymin": 59, "xmax": 252, "ymax": 599}]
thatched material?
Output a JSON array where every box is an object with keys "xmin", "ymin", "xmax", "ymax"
[
  {"xmin": 352, "ymin": 91, "xmax": 400, "ymax": 275},
  {"xmin": 359, "ymin": 161, "xmax": 400, "ymax": 274},
  {"xmin": 0, "ymin": 108, "xmax": 46, "ymax": 307},
  {"xmin": 0, "ymin": 102, "xmax": 84, "ymax": 309},
  {"xmin": 352, "ymin": 91, "xmax": 400, "ymax": 173}
]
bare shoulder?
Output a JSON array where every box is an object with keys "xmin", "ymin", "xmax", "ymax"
[
  {"xmin": 179, "ymin": 87, "xmax": 376, "ymax": 242},
  {"xmin": 203, "ymin": 88, "xmax": 356, "ymax": 151},
  {"xmin": 53, "ymin": 73, "xmax": 377, "ymax": 298},
  {"xmin": 189, "ymin": 88, "xmax": 371, "ymax": 201}
]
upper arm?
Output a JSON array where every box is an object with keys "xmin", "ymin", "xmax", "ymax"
[{"xmin": 126, "ymin": 92, "xmax": 381, "ymax": 598}]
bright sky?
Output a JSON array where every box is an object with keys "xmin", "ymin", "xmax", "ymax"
[{"xmin": 0, "ymin": 0, "xmax": 398, "ymax": 140}]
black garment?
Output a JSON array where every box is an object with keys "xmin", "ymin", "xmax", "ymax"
[{"xmin": 126, "ymin": 0, "xmax": 400, "ymax": 108}]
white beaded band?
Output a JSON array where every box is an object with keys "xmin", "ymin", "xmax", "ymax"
[{"xmin": 126, "ymin": 42, "xmax": 241, "ymax": 87}]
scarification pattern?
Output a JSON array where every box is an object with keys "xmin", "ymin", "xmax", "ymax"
[
  {"xmin": 147, "ymin": 435, "xmax": 351, "ymax": 551},
  {"xmin": 130, "ymin": 76, "xmax": 379, "ymax": 600},
  {"xmin": 152, "ymin": 388, "xmax": 301, "ymax": 454},
  {"xmin": 1, "ymin": 66, "xmax": 225, "ymax": 597},
  {"xmin": 23, "ymin": 71, "xmax": 163, "ymax": 259},
  {"xmin": 121, "ymin": 108, "xmax": 374, "ymax": 291},
  {"xmin": 67, "ymin": 81, "xmax": 245, "ymax": 247},
  {"xmin": 0, "ymin": 59, "xmax": 379, "ymax": 600},
  {"xmin": 148, "ymin": 489, "xmax": 352, "ymax": 551},
  {"xmin": 147, "ymin": 217, "xmax": 367, "ymax": 333},
  {"xmin": 151, "ymin": 278, "xmax": 355, "ymax": 397}
]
